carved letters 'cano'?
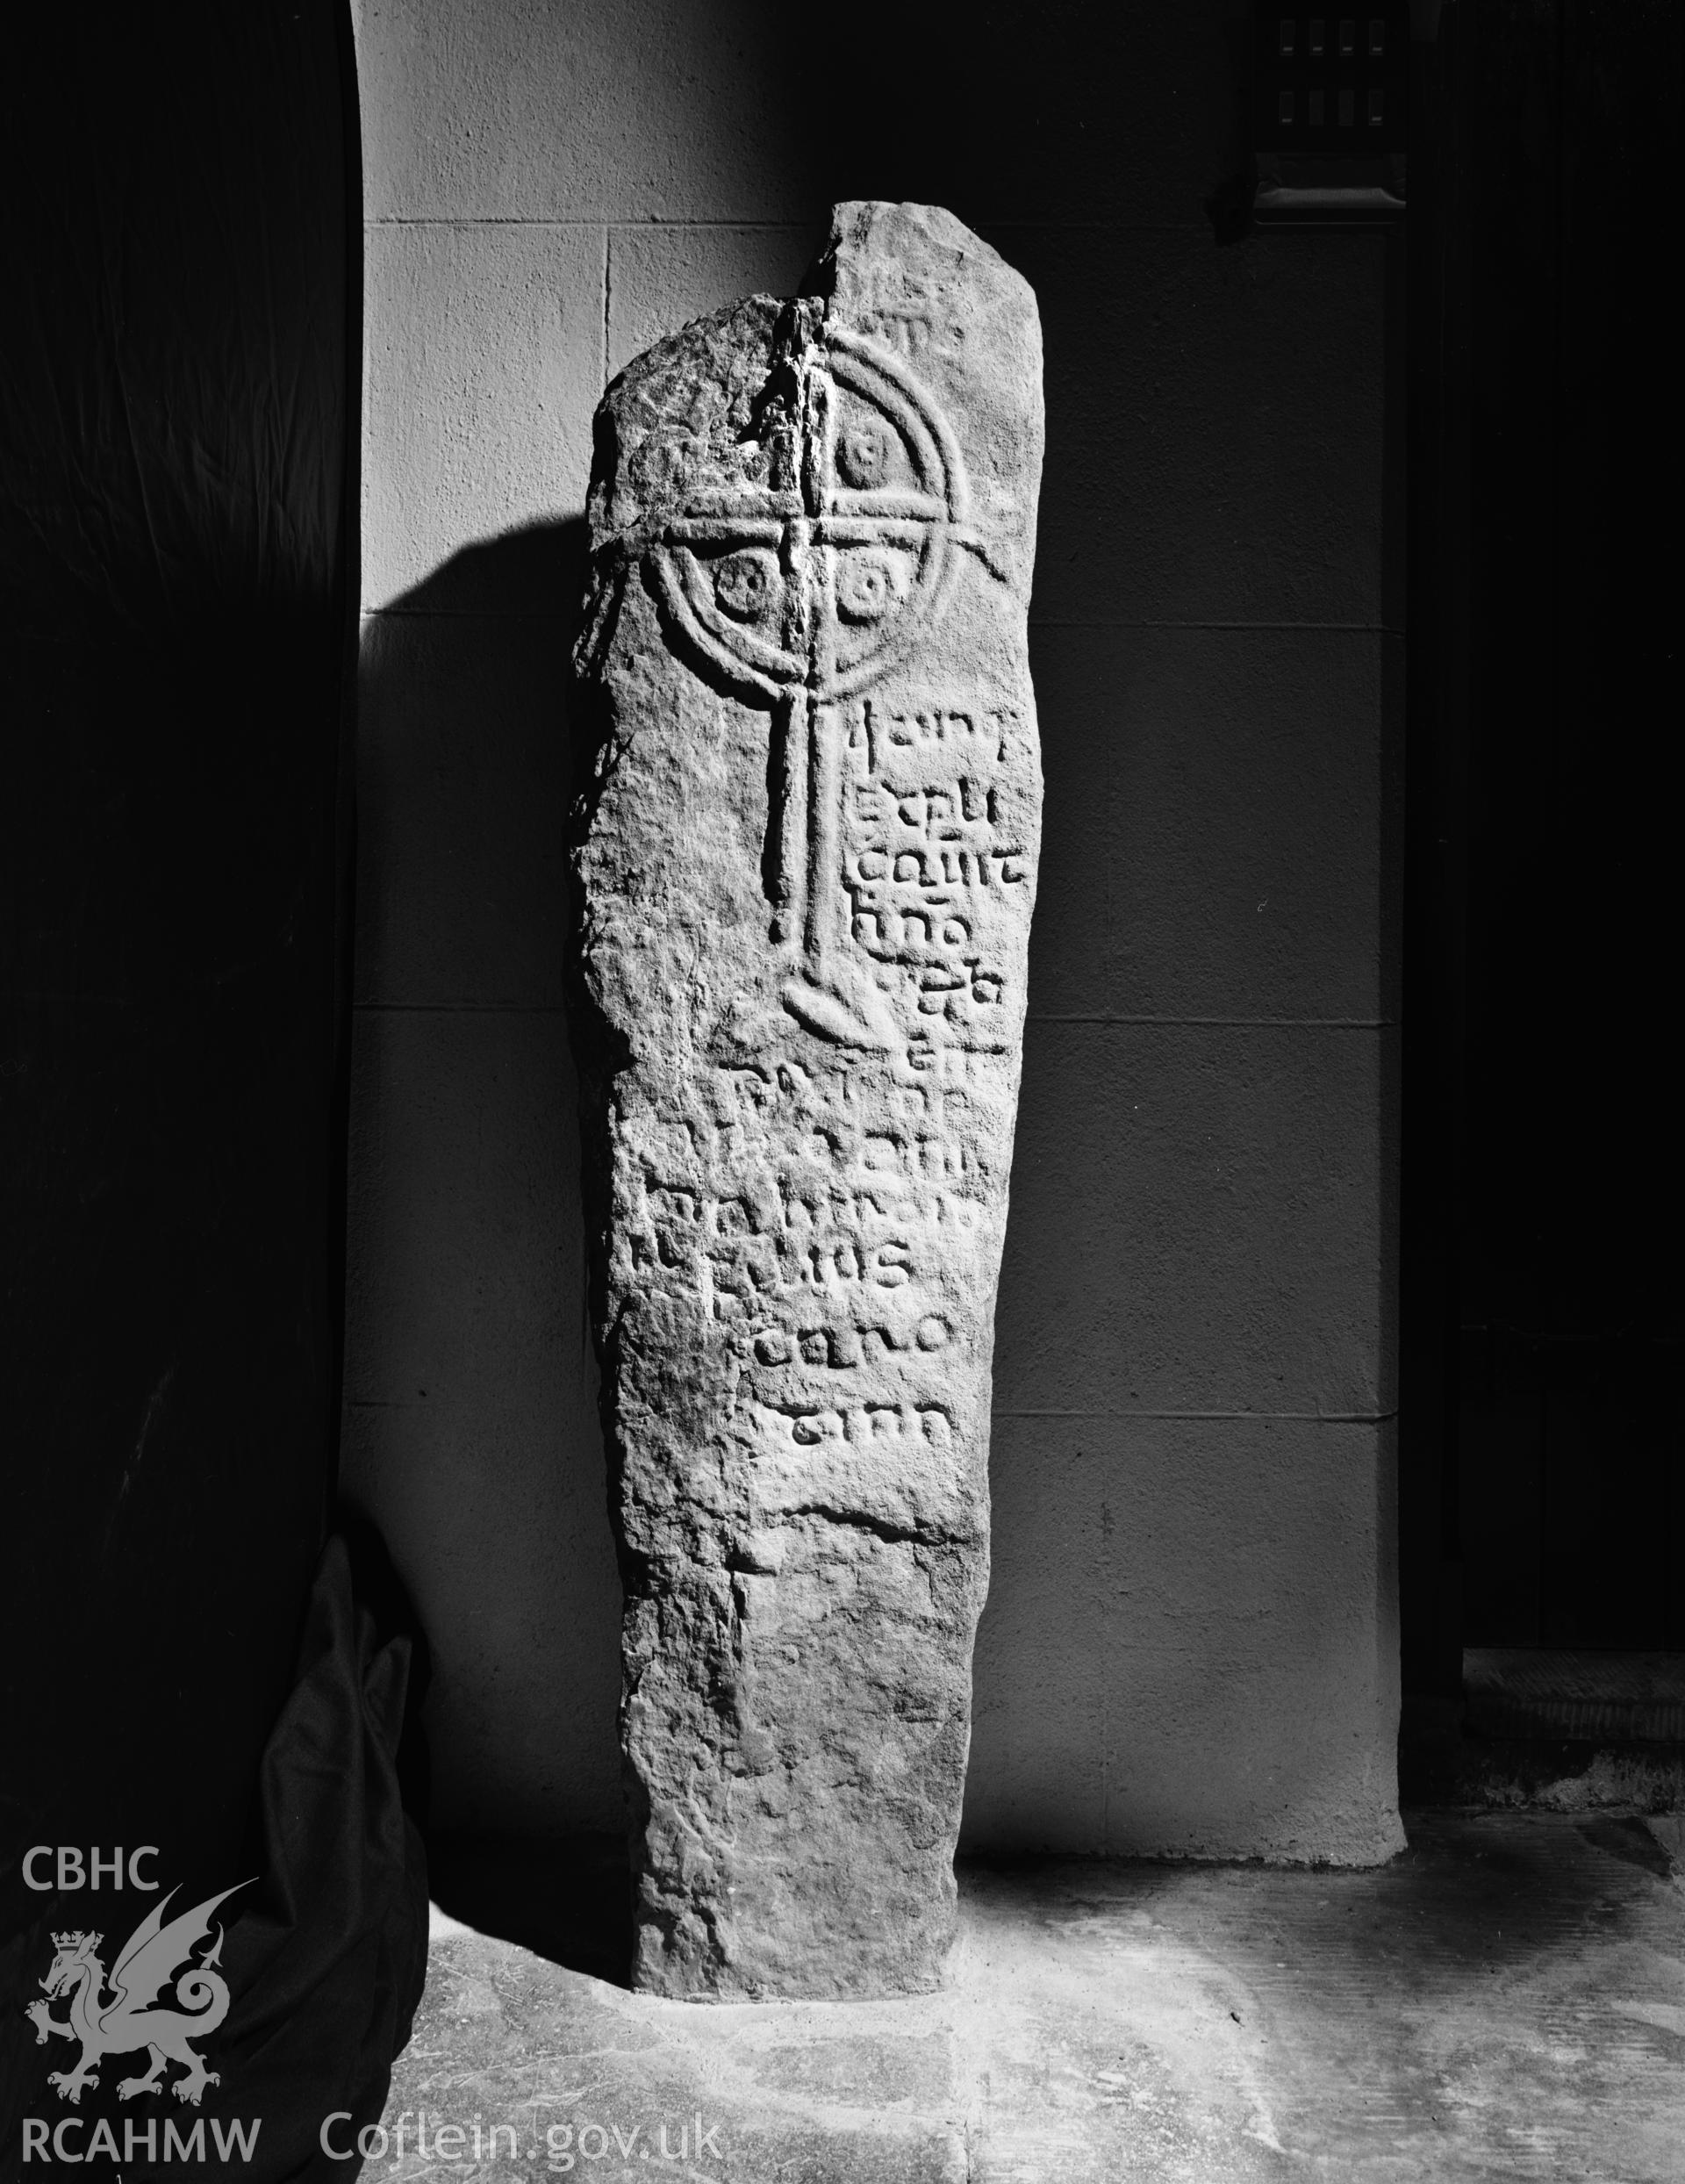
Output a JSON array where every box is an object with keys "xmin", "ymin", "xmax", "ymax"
[{"xmin": 573, "ymin": 201, "xmax": 1043, "ymax": 1998}]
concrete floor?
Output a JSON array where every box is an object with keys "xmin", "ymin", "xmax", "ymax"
[{"xmin": 377, "ymin": 1810, "xmax": 1685, "ymax": 2181}]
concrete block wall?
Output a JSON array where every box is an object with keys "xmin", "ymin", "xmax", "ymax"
[{"xmin": 345, "ymin": 0, "xmax": 1403, "ymax": 1861}]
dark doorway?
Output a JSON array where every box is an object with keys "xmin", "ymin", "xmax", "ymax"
[{"xmin": 1402, "ymin": 0, "xmax": 1683, "ymax": 1706}]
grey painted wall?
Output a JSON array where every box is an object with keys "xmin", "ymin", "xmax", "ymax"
[{"xmin": 344, "ymin": 0, "xmax": 1403, "ymax": 1862}]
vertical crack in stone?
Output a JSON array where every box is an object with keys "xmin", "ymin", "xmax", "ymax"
[{"xmin": 571, "ymin": 201, "xmax": 1043, "ymax": 1999}]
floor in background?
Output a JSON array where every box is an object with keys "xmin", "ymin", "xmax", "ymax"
[
  {"xmin": 385, "ymin": 1810, "xmax": 1685, "ymax": 2181},
  {"xmin": 1464, "ymin": 1649, "xmax": 1685, "ymax": 1744},
  {"xmin": 1400, "ymin": 1678, "xmax": 1685, "ymax": 1815}
]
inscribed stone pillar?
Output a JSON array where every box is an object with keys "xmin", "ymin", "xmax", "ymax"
[{"xmin": 572, "ymin": 202, "xmax": 1043, "ymax": 1998}]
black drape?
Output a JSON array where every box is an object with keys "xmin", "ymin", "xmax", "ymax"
[
  {"xmin": 1, "ymin": 10, "xmax": 421, "ymax": 2174},
  {"xmin": 1401, "ymin": 1, "xmax": 1684, "ymax": 1683}
]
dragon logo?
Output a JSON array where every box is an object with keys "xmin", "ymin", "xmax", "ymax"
[{"xmin": 25, "ymin": 1881, "xmax": 250, "ymax": 2107}]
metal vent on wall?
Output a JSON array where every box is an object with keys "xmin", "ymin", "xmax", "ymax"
[{"xmin": 1252, "ymin": 7, "xmax": 1409, "ymax": 223}]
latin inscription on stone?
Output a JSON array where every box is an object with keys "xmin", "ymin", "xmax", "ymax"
[{"xmin": 572, "ymin": 202, "xmax": 1043, "ymax": 1999}]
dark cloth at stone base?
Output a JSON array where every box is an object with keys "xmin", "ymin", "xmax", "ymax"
[
  {"xmin": 206, "ymin": 1535, "xmax": 430, "ymax": 2180},
  {"xmin": 0, "ymin": 1539, "xmax": 426, "ymax": 2181}
]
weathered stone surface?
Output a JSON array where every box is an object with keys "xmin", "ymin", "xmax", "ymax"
[{"xmin": 572, "ymin": 202, "xmax": 1043, "ymax": 1999}]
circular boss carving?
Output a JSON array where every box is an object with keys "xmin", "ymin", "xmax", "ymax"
[
  {"xmin": 651, "ymin": 326, "xmax": 971, "ymax": 704},
  {"xmin": 713, "ymin": 550, "xmax": 782, "ymax": 625}
]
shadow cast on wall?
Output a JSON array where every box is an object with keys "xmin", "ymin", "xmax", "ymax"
[
  {"xmin": 428, "ymin": 1832, "xmax": 632, "ymax": 1986},
  {"xmin": 345, "ymin": 517, "xmax": 630, "ymax": 1879},
  {"xmin": 371, "ymin": 519, "xmax": 588, "ymax": 618}
]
